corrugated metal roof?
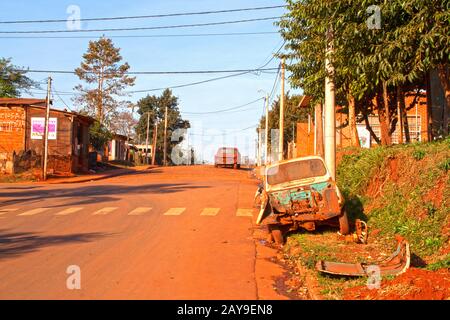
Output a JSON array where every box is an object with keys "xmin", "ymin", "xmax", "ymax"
[{"xmin": 0, "ymin": 98, "xmax": 47, "ymax": 105}]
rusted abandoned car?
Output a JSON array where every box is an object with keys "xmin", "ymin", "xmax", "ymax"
[{"xmin": 256, "ymin": 156, "xmax": 350, "ymax": 244}]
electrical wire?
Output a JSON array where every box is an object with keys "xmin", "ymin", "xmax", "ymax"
[
  {"xmin": 0, "ymin": 16, "xmax": 281, "ymax": 34},
  {"xmin": 19, "ymin": 67, "xmax": 278, "ymax": 75},
  {"xmin": 0, "ymin": 31, "xmax": 279, "ymax": 39},
  {"xmin": 0, "ymin": 5, "xmax": 285, "ymax": 24},
  {"xmin": 181, "ymin": 97, "xmax": 263, "ymax": 115}
]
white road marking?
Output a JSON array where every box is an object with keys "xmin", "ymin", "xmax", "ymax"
[
  {"xmin": 0, "ymin": 208, "xmax": 19, "ymax": 216},
  {"xmin": 128, "ymin": 207, "xmax": 152, "ymax": 215},
  {"xmin": 18, "ymin": 208, "xmax": 49, "ymax": 216},
  {"xmin": 236, "ymin": 208, "xmax": 253, "ymax": 217},
  {"xmin": 55, "ymin": 207, "xmax": 83, "ymax": 216},
  {"xmin": 163, "ymin": 208, "xmax": 186, "ymax": 216},
  {"xmin": 200, "ymin": 208, "xmax": 220, "ymax": 216},
  {"xmin": 93, "ymin": 207, "xmax": 118, "ymax": 215}
]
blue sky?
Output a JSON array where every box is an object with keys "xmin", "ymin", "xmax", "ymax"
[{"xmin": 0, "ymin": 0, "xmax": 294, "ymax": 162}]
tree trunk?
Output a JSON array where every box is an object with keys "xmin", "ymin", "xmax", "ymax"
[
  {"xmin": 315, "ymin": 103, "xmax": 324, "ymax": 157},
  {"xmin": 347, "ymin": 93, "xmax": 360, "ymax": 147},
  {"xmin": 363, "ymin": 113, "xmax": 381, "ymax": 145},
  {"xmin": 437, "ymin": 63, "xmax": 449, "ymax": 136},
  {"xmin": 377, "ymin": 84, "xmax": 391, "ymax": 145},
  {"xmin": 396, "ymin": 86, "xmax": 404, "ymax": 144},
  {"xmin": 399, "ymin": 86, "xmax": 410, "ymax": 142},
  {"xmin": 426, "ymin": 72, "xmax": 433, "ymax": 141}
]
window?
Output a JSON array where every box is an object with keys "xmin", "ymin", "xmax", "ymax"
[{"xmin": 267, "ymin": 159, "xmax": 327, "ymax": 185}]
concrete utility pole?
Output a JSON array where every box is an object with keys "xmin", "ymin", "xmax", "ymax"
[
  {"xmin": 324, "ymin": 29, "xmax": 336, "ymax": 180},
  {"xmin": 42, "ymin": 76, "xmax": 52, "ymax": 180},
  {"xmin": 257, "ymin": 127, "xmax": 263, "ymax": 167},
  {"xmin": 151, "ymin": 120, "xmax": 158, "ymax": 165},
  {"xmin": 163, "ymin": 106, "xmax": 168, "ymax": 166},
  {"xmin": 279, "ymin": 58, "xmax": 285, "ymax": 161},
  {"xmin": 264, "ymin": 94, "xmax": 269, "ymax": 165},
  {"xmin": 314, "ymin": 103, "xmax": 324, "ymax": 157},
  {"xmin": 145, "ymin": 111, "xmax": 150, "ymax": 164}
]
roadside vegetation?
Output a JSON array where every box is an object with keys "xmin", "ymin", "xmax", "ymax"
[{"xmin": 283, "ymin": 138, "xmax": 449, "ymax": 299}]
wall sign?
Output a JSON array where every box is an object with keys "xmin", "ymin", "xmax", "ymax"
[
  {"xmin": 31, "ymin": 117, "xmax": 57, "ymax": 140},
  {"xmin": 357, "ymin": 125, "xmax": 371, "ymax": 148}
]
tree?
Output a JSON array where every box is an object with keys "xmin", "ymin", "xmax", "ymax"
[
  {"xmin": 74, "ymin": 37, "xmax": 135, "ymax": 125},
  {"xmin": 89, "ymin": 121, "xmax": 112, "ymax": 152},
  {"xmin": 258, "ymin": 94, "xmax": 311, "ymax": 158},
  {"xmin": 109, "ymin": 110, "xmax": 137, "ymax": 139},
  {"xmin": 135, "ymin": 89, "xmax": 190, "ymax": 165},
  {"xmin": 0, "ymin": 58, "xmax": 37, "ymax": 97},
  {"xmin": 278, "ymin": 0, "xmax": 449, "ymax": 146}
]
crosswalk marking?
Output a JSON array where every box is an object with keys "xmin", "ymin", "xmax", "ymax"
[
  {"xmin": 0, "ymin": 208, "xmax": 19, "ymax": 216},
  {"xmin": 18, "ymin": 208, "xmax": 49, "ymax": 216},
  {"xmin": 55, "ymin": 207, "xmax": 83, "ymax": 216},
  {"xmin": 236, "ymin": 208, "xmax": 253, "ymax": 217},
  {"xmin": 200, "ymin": 208, "xmax": 220, "ymax": 216},
  {"xmin": 128, "ymin": 207, "xmax": 152, "ymax": 215},
  {"xmin": 93, "ymin": 207, "xmax": 118, "ymax": 215},
  {"xmin": 163, "ymin": 207, "xmax": 186, "ymax": 216}
]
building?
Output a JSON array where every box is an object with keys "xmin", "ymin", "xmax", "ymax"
[
  {"xmin": 106, "ymin": 134, "xmax": 128, "ymax": 161},
  {"xmin": 0, "ymin": 98, "xmax": 94, "ymax": 175},
  {"xmin": 296, "ymin": 92, "xmax": 434, "ymax": 157}
]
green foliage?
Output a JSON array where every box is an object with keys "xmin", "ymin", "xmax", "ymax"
[
  {"xmin": 258, "ymin": 94, "xmax": 311, "ymax": 156},
  {"xmin": 278, "ymin": 0, "xmax": 450, "ymax": 144},
  {"xmin": 426, "ymin": 255, "xmax": 450, "ymax": 271},
  {"xmin": 412, "ymin": 149, "xmax": 426, "ymax": 160},
  {"xmin": 337, "ymin": 140, "xmax": 450, "ymax": 258},
  {"xmin": 0, "ymin": 58, "xmax": 37, "ymax": 97},
  {"xmin": 135, "ymin": 89, "xmax": 190, "ymax": 165},
  {"xmin": 439, "ymin": 158, "xmax": 450, "ymax": 171},
  {"xmin": 74, "ymin": 37, "xmax": 135, "ymax": 125},
  {"xmin": 89, "ymin": 121, "xmax": 112, "ymax": 151}
]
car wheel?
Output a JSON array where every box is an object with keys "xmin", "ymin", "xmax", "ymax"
[
  {"xmin": 339, "ymin": 210, "xmax": 350, "ymax": 235},
  {"xmin": 269, "ymin": 226, "xmax": 284, "ymax": 245}
]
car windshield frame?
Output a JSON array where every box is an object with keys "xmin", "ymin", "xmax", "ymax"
[{"xmin": 266, "ymin": 159, "xmax": 327, "ymax": 185}]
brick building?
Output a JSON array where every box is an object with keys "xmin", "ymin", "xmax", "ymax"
[
  {"xmin": 0, "ymin": 98, "xmax": 94, "ymax": 175},
  {"xmin": 296, "ymin": 92, "xmax": 434, "ymax": 157}
]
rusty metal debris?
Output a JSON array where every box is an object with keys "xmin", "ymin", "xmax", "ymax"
[
  {"xmin": 337, "ymin": 219, "xmax": 368, "ymax": 244},
  {"xmin": 315, "ymin": 236, "xmax": 410, "ymax": 277}
]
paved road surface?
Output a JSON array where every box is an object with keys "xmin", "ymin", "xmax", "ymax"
[{"xmin": 0, "ymin": 166, "xmax": 269, "ymax": 299}]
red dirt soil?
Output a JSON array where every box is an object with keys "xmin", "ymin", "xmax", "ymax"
[{"xmin": 344, "ymin": 268, "xmax": 450, "ymax": 300}]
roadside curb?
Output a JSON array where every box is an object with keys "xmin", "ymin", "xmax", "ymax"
[
  {"xmin": 47, "ymin": 166, "xmax": 156, "ymax": 184},
  {"xmin": 296, "ymin": 262, "xmax": 324, "ymax": 300}
]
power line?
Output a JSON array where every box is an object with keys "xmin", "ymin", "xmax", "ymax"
[
  {"xmin": 0, "ymin": 31, "xmax": 279, "ymax": 39},
  {"xmin": 0, "ymin": 5, "xmax": 285, "ymax": 24},
  {"xmin": 189, "ymin": 124, "xmax": 258, "ymax": 137},
  {"xmin": 0, "ymin": 16, "xmax": 281, "ymax": 34},
  {"xmin": 181, "ymin": 97, "xmax": 263, "ymax": 115},
  {"xmin": 20, "ymin": 67, "xmax": 278, "ymax": 75}
]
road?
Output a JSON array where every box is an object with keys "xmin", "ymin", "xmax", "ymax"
[{"xmin": 0, "ymin": 165, "xmax": 285, "ymax": 300}]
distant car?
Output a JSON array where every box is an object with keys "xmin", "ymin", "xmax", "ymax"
[{"xmin": 214, "ymin": 147, "xmax": 241, "ymax": 169}]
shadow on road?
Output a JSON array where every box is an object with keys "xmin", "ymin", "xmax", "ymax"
[
  {"xmin": 0, "ymin": 229, "xmax": 109, "ymax": 260},
  {"xmin": 0, "ymin": 183, "xmax": 211, "ymax": 208}
]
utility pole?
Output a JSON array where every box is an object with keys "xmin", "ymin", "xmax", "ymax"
[
  {"xmin": 324, "ymin": 28, "xmax": 336, "ymax": 180},
  {"xmin": 42, "ymin": 76, "xmax": 52, "ymax": 180},
  {"xmin": 264, "ymin": 94, "xmax": 269, "ymax": 165},
  {"xmin": 163, "ymin": 106, "xmax": 168, "ymax": 166},
  {"xmin": 145, "ymin": 111, "xmax": 150, "ymax": 164},
  {"xmin": 151, "ymin": 120, "xmax": 158, "ymax": 165},
  {"xmin": 279, "ymin": 58, "xmax": 285, "ymax": 161},
  {"xmin": 257, "ymin": 127, "xmax": 263, "ymax": 167}
]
